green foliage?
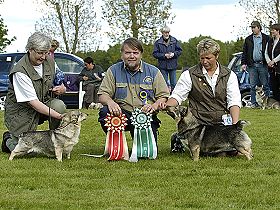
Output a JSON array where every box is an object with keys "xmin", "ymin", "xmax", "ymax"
[
  {"xmin": 239, "ymin": 0, "xmax": 278, "ymax": 32},
  {"xmin": 0, "ymin": 108, "xmax": 280, "ymax": 209},
  {"xmin": 102, "ymin": 0, "xmax": 174, "ymax": 45},
  {"xmin": 35, "ymin": 0, "xmax": 100, "ymax": 53},
  {"xmin": 0, "ymin": 16, "xmax": 16, "ymax": 52},
  {"xmin": 77, "ymin": 36, "xmax": 243, "ymax": 71}
]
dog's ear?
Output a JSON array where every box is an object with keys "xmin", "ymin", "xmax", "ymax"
[{"xmin": 179, "ymin": 106, "xmax": 188, "ymax": 118}]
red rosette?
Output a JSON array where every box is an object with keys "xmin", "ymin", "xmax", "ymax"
[{"xmin": 104, "ymin": 113, "xmax": 128, "ymax": 132}]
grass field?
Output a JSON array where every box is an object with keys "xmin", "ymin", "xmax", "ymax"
[{"xmin": 0, "ymin": 108, "xmax": 280, "ymax": 210}]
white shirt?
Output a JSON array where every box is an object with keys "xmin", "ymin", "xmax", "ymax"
[
  {"xmin": 170, "ymin": 65, "xmax": 242, "ymax": 109},
  {"xmin": 13, "ymin": 64, "xmax": 43, "ymax": 102},
  {"xmin": 265, "ymin": 39, "xmax": 280, "ymax": 63}
]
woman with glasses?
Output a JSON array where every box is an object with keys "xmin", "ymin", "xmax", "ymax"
[{"xmin": 2, "ymin": 32, "xmax": 66, "ymax": 153}]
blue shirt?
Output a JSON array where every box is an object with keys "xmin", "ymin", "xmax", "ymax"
[{"xmin": 253, "ymin": 34, "xmax": 263, "ymax": 62}]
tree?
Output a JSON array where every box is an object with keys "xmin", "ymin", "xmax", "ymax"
[
  {"xmin": 239, "ymin": 0, "xmax": 279, "ymax": 32},
  {"xmin": 0, "ymin": 0, "xmax": 16, "ymax": 52},
  {"xmin": 35, "ymin": 0, "xmax": 101, "ymax": 53},
  {"xmin": 0, "ymin": 16, "xmax": 16, "ymax": 52},
  {"xmin": 102, "ymin": 0, "xmax": 174, "ymax": 45}
]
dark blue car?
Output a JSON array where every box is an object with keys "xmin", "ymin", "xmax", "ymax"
[
  {"xmin": 0, "ymin": 52, "xmax": 85, "ymax": 109},
  {"xmin": 228, "ymin": 52, "xmax": 251, "ymax": 107}
]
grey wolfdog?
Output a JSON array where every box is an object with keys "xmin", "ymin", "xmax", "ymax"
[
  {"xmin": 256, "ymin": 86, "xmax": 280, "ymax": 110},
  {"xmin": 166, "ymin": 106, "xmax": 253, "ymax": 161},
  {"xmin": 9, "ymin": 110, "xmax": 87, "ymax": 161}
]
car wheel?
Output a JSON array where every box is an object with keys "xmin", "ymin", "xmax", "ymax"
[
  {"xmin": 0, "ymin": 95, "xmax": 6, "ymax": 110},
  {"xmin": 241, "ymin": 92, "xmax": 251, "ymax": 108}
]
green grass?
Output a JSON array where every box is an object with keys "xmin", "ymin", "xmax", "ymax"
[{"xmin": 0, "ymin": 108, "xmax": 280, "ymax": 209}]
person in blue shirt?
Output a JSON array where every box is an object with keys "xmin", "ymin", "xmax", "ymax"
[
  {"xmin": 153, "ymin": 26, "xmax": 182, "ymax": 92},
  {"xmin": 241, "ymin": 21, "xmax": 270, "ymax": 108}
]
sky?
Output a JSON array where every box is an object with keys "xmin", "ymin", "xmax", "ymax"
[{"xmin": 0, "ymin": 0, "xmax": 250, "ymax": 52}]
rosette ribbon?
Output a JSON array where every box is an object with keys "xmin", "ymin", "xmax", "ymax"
[
  {"xmin": 129, "ymin": 108, "xmax": 157, "ymax": 162},
  {"xmin": 81, "ymin": 113, "xmax": 129, "ymax": 161},
  {"xmin": 104, "ymin": 113, "xmax": 129, "ymax": 160}
]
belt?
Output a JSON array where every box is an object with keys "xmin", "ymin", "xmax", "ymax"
[{"xmin": 253, "ymin": 61, "xmax": 263, "ymax": 64}]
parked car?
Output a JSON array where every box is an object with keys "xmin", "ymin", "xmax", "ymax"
[
  {"xmin": 0, "ymin": 52, "xmax": 85, "ymax": 109},
  {"xmin": 228, "ymin": 52, "xmax": 252, "ymax": 107}
]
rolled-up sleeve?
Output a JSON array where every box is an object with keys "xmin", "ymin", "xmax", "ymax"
[
  {"xmin": 169, "ymin": 70, "xmax": 192, "ymax": 105},
  {"xmin": 227, "ymin": 71, "xmax": 242, "ymax": 108}
]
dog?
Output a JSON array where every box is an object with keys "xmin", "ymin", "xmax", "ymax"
[
  {"xmin": 166, "ymin": 106, "xmax": 253, "ymax": 161},
  {"xmin": 256, "ymin": 86, "xmax": 280, "ymax": 109},
  {"xmin": 9, "ymin": 110, "xmax": 87, "ymax": 161}
]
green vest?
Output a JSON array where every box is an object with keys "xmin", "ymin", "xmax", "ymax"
[
  {"xmin": 4, "ymin": 54, "xmax": 55, "ymax": 137},
  {"xmin": 188, "ymin": 64, "xmax": 231, "ymax": 125}
]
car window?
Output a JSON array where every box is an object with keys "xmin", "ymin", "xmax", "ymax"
[
  {"xmin": 0, "ymin": 55, "xmax": 14, "ymax": 75},
  {"xmin": 233, "ymin": 56, "xmax": 242, "ymax": 73},
  {"xmin": 55, "ymin": 57, "xmax": 83, "ymax": 74},
  {"xmin": 228, "ymin": 56, "xmax": 237, "ymax": 70}
]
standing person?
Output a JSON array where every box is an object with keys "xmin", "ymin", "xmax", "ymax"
[
  {"xmin": 49, "ymin": 39, "xmax": 59, "ymax": 58},
  {"xmin": 2, "ymin": 32, "xmax": 66, "ymax": 153},
  {"xmin": 163, "ymin": 38, "xmax": 241, "ymax": 156},
  {"xmin": 79, "ymin": 57, "xmax": 104, "ymax": 109},
  {"xmin": 153, "ymin": 25, "xmax": 182, "ymax": 92},
  {"xmin": 265, "ymin": 23, "xmax": 280, "ymax": 101},
  {"xmin": 98, "ymin": 37, "xmax": 170, "ymax": 141},
  {"xmin": 241, "ymin": 20, "xmax": 270, "ymax": 108}
]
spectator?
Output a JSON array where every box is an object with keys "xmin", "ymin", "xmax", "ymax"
[
  {"xmin": 241, "ymin": 20, "xmax": 270, "ymax": 108},
  {"xmin": 49, "ymin": 39, "xmax": 59, "ymax": 58},
  {"xmin": 79, "ymin": 57, "xmax": 104, "ymax": 109},
  {"xmin": 163, "ymin": 38, "xmax": 241, "ymax": 156},
  {"xmin": 265, "ymin": 23, "xmax": 280, "ymax": 101},
  {"xmin": 97, "ymin": 37, "xmax": 169, "ymax": 141},
  {"xmin": 153, "ymin": 25, "xmax": 182, "ymax": 92},
  {"xmin": 2, "ymin": 32, "xmax": 66, "ymax": 153}
]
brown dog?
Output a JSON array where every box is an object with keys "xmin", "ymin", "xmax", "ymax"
[
  {"xmin": 9, "ymin": 110, "xmax": 87, "ymax": 161},
  {"xmin": 166, "ymin": 106, "xmax": 253, "ymax": 161}
]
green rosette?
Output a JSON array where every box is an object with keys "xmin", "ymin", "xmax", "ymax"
[{"xmin": 129, "ymin": 108, "xmax": 157, "ymax": 162}]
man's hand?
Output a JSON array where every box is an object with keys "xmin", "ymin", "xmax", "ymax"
[
  {"xmin": 83, "ymin": 76, "xmax": 89, "ymax": 81},
  {"xmin": 107, "ymin": 100, "xmax": 122, "ymax": 116},
  {"xmin": 241, "ymin": 64, "xmax": 247, "ymax": 71},
  {"xmin": 93, "ymin": 73, "xmax": 102, "ymax": 81}
]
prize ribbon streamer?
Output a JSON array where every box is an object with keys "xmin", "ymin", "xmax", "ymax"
[
  {"xmin": 81, "ymin": 113, "xmax": 129, "ymax": 161},
  {"xmin": 129, "ymin": 108, "xmax": 157, "ymax": 162},
  {"xmin": 104, "ymin": 114, "xmax": 129, "ymax": 160}
]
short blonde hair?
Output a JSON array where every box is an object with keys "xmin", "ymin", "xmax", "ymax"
[{"xmin": 196, "ymin": 38, "xmax": 220, "ymax": 56}]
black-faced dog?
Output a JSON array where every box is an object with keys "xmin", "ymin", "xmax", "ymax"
[
  {"xmin": 9, "ymin": 110, "xmax": 87, "ymax": 161},
  {"xmin": 166, "ymin": 106, "xmax": 253, "ymax": 161}
]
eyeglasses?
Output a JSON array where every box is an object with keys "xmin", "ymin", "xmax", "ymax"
[
  {"xmin": 33, "ymin": 49, "xmax": 49, "ymax": 56},
  {"xmin": 251, "ymin": 26, "xmax": 257, "ymax": 29}
]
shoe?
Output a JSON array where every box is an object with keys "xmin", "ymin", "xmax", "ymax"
[
  {"xmin": 2, "ymin": 131, "xmax": 11, "ymax": 153},
  {"xmin": 88, "ymin": 102, "xmax": 96, "ymax": 109},
  {"xmin": 95, "ymin": 103, "xmax": 103, "ymax": 110}
]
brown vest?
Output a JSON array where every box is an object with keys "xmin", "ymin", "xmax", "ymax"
[{"xmin": 188, "ymin": 64, "xmax": 231, "ymax": 125}]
